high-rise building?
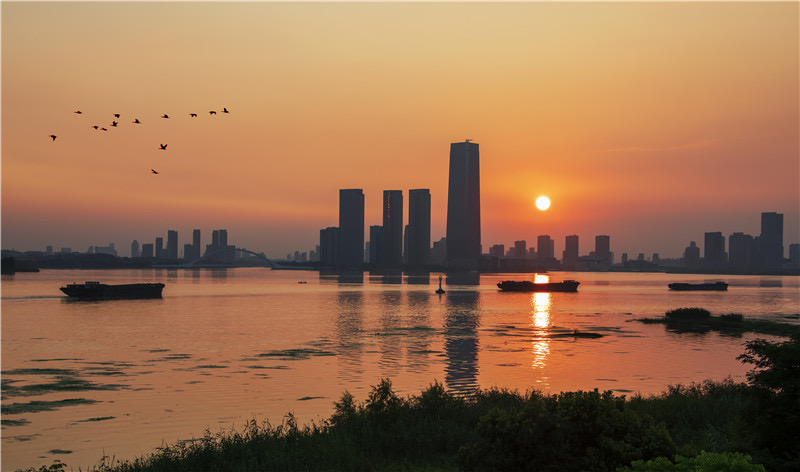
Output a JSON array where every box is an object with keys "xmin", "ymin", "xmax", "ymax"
[
  {"xmin": 759, "ymin": 212, "xmax": 784, "ymax": 269},
  {"xmin": 684, "ymin": 241, "xmax": 700, "ymax": 267},
  {"xmin": 155, "ymin": 237, "xmax": 164, "ymax": 259},
  {"xmin": 338, "ymin": 189, "xmax": 365, "ymax": 267},
  {"xmin": 141, "ymin": 243, "xmax": 154, "ymax": 259},
  {"xmin": 536, "ymin": 235, "xmax": 554, "ymax": 260},
  {"xmin": 369, "ymin": 225, "xmax": 383, "ymax": 265},
  {"xmin": 729, "ymin": 232, "xmax": 756, "ymax": 271},
  {"xmin": 562, "ymin": 235, "xmax": 579, "ymax": 270},
  {"xmin": 319, "ymin": 227, "xmax": 339, "ymax": 266},
  {"xmin": 446, "ymin": 140, "xmax": 481, "ymax": 269},
  {"xmin": 167, "ymin": 230, "xmax": 178, "ymax": 259},
  {"xmin": 595, "ymin": 235, "xmax": 612, "ymax": 268},
  {"xmin": 704, "ymin": 232, "xmax": 726, "ymax": 269},
  {"xmin": 131, "ymin": 240, "xmax": 140, "ymax": 258},
  {"xmin": 380, "ymin": 190, "xmax": 403, "ymax": 267},
  {"xmin": 189, "ymin": 229, "xmax": 201, "ymax": 260},
  {"xmin": 407, "ymin": 189, "xmax": 431, "ymax": 266},
  {"xmin": 513, "ymin": 240, "xmax": 527, "ymax": 258},
  {"xmin": 489, "ymin": 244, "xmax": 505, "ymax": 258}
]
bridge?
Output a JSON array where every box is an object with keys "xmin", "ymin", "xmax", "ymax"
[{"xmin": 152, "ymin": 248, "xmax": 313, "ymax": 270}]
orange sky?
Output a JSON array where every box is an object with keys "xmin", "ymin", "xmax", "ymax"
[{"xmin": 2, "ymin": 1, "xmax": 798, "ymax": 259}]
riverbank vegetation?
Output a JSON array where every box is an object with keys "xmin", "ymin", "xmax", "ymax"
[
  {"xmin": 23, "ymin": 334, "xmax": 799, "ymax": 472},
  {"xmin": 633, "ymin": 307, "xmax": 800, "ymax": 337}
]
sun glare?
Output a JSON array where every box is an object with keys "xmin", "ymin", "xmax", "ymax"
[{"xmin": 535, "ymin": 196, "xmax": 551, "ymax": 211}]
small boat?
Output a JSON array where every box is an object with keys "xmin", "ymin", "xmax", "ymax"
[
  {"xmin": 668, "ymin": 282, "xmax": 728, "ymax": 291},
  {"xmin": 60, "ymin": 281, "xmax": 165, "ymax": 299},
  {"xmin": 497, "ymin": 280, "xmax": 580, "ymax": 293}
]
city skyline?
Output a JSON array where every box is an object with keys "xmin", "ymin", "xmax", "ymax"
[{"xmin": 2, "ymin": 2, "xmax": 798, "ymax": 259}]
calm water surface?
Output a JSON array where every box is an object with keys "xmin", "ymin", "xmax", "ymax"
[{"xmin": 2, "ymin": 269, "xmax": 798, "ymax": 470}]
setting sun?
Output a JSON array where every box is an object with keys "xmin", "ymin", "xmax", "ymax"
[{"xmin": 536, "ymin": 196, "xmax": 551, "ymax": 211}]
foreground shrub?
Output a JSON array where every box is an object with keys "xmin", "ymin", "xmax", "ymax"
[
  {"xmin": 620, "ymin": 450, "xmax": 765, "ymax": 471},
  {"xmin": 738, "ymin": 334, "xmax": 800, "ymax": 467},
  {"xmin": 665, "ymin": 307, "xmax": 711, "ymax": 320},
  {"xmin": 458, "ymin": 389, "xmax": 675, "ymax": 472}
]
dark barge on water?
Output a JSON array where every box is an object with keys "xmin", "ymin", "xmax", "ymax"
[
  {"xmin": 668, "ymin": 282, "xmax": 728, "ymax": 291},
  {"xmin": 497, "ymin": 280, "xmax": 580, "ymax": 293},
  {"xmin": 60, "ymin": 281, "xmax": 165, "ymax": 299}
]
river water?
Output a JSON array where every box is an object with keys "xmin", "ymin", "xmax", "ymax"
[{"xmin": 1, "ymin": 269, "xmax": 798, "ymax": 471}]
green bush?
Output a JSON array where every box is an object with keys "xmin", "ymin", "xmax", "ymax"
[
  {"xmin": 458, "ymin": 389, "xmax": 675, "ymax": 472},
  {"xmin": 737, "ymin": 334, "xmax": 800, "ymax": 465},
  {"xmin": 620, "ymin": 450, "xmax": 765, "ymax": 471},
  {"xmin": 665, "ymin": 307, "xmax": 711, "ymax": 319}
]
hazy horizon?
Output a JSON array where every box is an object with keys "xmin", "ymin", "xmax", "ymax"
[{"xmin": 3, "ymin": 2, "xmax": 798, "ymax": 260}]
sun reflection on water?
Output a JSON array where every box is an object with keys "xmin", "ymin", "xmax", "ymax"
[{"xmin": 530, "ymin": 276, "xmax": 553, "ymax": 373}]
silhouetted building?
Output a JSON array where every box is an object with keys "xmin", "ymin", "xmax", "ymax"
[
  {"xmin": 407, "ymin": 189, "xmax": 431, "ymax": 267},
  {"xmin": 729, "ymin": 232, "xmax": 757, "ymax": 271},
  {"xmin": 431, "ymin": 237, "xmax": 447, "ymax": 265},
  {"xmin": 167, "ymin": 230, "xmax": 178, "ymax": 259},
  {"xmin": 131, "ymin": 240, "xmax": 140, "ymax": 258},
  {"xmin": 489, "ymin": 244, "xmax": 505, "ymax": 258},
  {"xmin": 562, "ymin": 235, "xmax": 579, "ymax": 270},
  {"xmin": 369, "ymin": 225, "xmax": 383, "ymax": 265},
  {"xmin": 379, "ymin": 190, "xmax": 403, "ymax": 267},
  {"xmin": 759, "ymin": 212, "xmax": 784, "ymax": 269},
  {"xmin": 594, "ymin": 235, "xmax": 612, "ymax": 269},
  {"xmin": 704, "ymin": 232, "xmax": 726, "ymax": 269},
  {"xmin": 536, "ymin": 235, "xmax": 554, "ymax": 259},
  {"xmin": 141, "ymin": 243, "xmax": 154, "ymax": 259},
  {"xmin": 155, "ymin": 237, "xmax": 164, "ymax": 259},
  {"xmin": 446, "ymin": 140, "xmax": 481, "ymax": 269},
  {"xmin": 338, "ymin": 189, "xmax": 365, "ymax": 267},
  {"xmin": 684, "ymin": 241, "xmax": 700, "ymax": 267},
  {"xmin": 95, "ymin": 243, "xmax": 117, "ymax": 256},
  {"xmin": 183, "ymin": 243, "xmax": 193, "ymax": 260},
  {"xmin": 790, "ymin": 243, "xmax": 800, "ymax": 265},
  {"xmin": 319, "ymin": 227, "xmax": 339, "ymax": 266},
  {"xmin": 512, "ymin": 240, "xmax": 527, "ymax": 258}
]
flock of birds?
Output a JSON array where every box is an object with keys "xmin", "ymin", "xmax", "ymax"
[{"xmin": 49, "ymin": 107, "xmax": 231, "ymax": 174}]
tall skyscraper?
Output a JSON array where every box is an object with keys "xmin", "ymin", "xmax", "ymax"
[
  {"xmin": 446, "ymin": 140, "xmax": 481, "ymax": 269},
  {"xmin": 407, "ymin": 189, "xmax": 431, "ymax": 267},
  {"xmin": 704, "ymin": 232, "xmax": 726, "ymax": 269},
  {"xmin": 759, "ymin": 212, "xmax": 784, "ymax": 269},
  {"xmin": 562, "ymin": 235, "xmax": 579, "ymax": 270},
  {"xmin": 536, "ymin": 235, "xmax": 554, "ymax": 260},
  {"xmin": 155, "ymin": 237, "xmax": 164, "ymax": 259},
  {"xmin": 369, "ymin": 225, "xmax": 383, "ymax": 265},
  {"xmin": 167, "ymin": 230, "xmax": 178, "ymax": 259},
  {"xmin": 338, "ymin": 189, "xmax": 365, "ymax": 267},
  {"xmin": 684, "ymin": 241, "xmax": 700, "ymax": 267},
  {"xmin": 191, "ymin": 229, "xmax": 201, "ymax": 260},
  {"xmin": 380, "ymin": 190, "xmax": 403, "ymax": 267},
  {"xmin": 594, "ymin": 235, "xmax": 612, "ymax": 268},
  {"xmin": 131, "ymin": 240, "xmax": 140, "ymax": 258},
  {"xmin": 729, "ymin": 232, "xmax": 756, "ymax": 271},
  {"xmin": 319, "ymin": 227, "xmax": 339, "ymax": 266}
]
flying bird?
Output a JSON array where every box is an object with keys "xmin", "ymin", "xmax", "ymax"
[
  {"xmin": 222, "ymin": 108, "xmax": 229, "ymax": 113},
  {"xmin": 111, "ymin": 121, "xmax": 118, "ymax": 127},
  {"xmin": 92, "ymin": 125, "xmax": 99, "ymax": 130},
  {"xmin": 74, "ymin": 111, "xmax": 82, "ymax": 114},
  {"xmin": 190, "ymin": 113, "xmax": 197, "ymax": 117},
  {"xmin": 101, "ymin": 127, "xmax": 108, "ymax": 131},
  {"xmin": 161, "ymin": 114, "xmax": 169, "ymax": 119},
  {"xmin": 209, "ymin": 110, "xmax": 216, "ymax": 115},
  {"xmin": 151, "ymin": 169, "xmax": 159, "ymax": 174},
  {"xmin": 49, "ymin": 135, "xmax": 57, "ymax": 141},
  {"xmin": 159, "ymin": 144, "xmax": 167, "ymax": 150},
  {"xmin": 133, "ymin": 119, "xmax": 141, "ymax": 124},
  {"xmin": 114, "ymin": 114, "xmax": 120, "ymax": 118}
]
